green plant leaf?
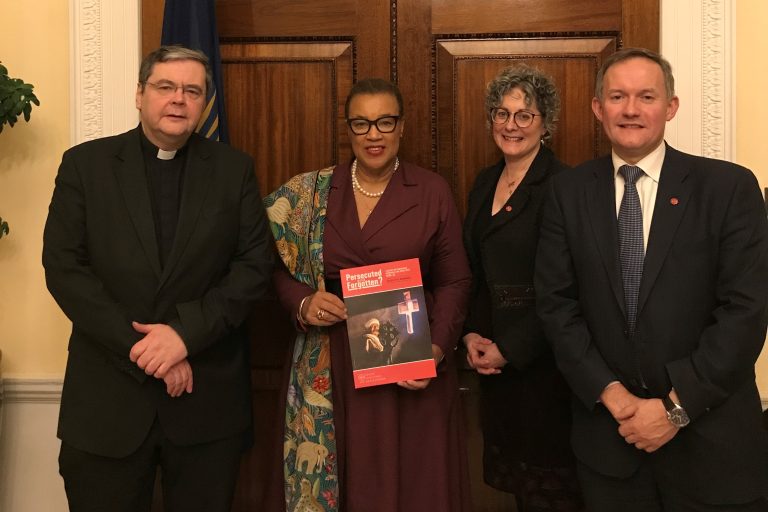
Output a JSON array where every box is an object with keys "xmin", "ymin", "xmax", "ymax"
[
  {"xmin": 0, "ymin": 63, "xmax": 39, "ymax": 130},
  {"xmin": 0, "ymin": 217, "xmax": 9, "ymax": 239}
]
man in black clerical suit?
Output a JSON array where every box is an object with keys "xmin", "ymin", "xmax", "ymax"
[
  {"xmin": 43, "ymin": 45, "xmax": 273, "ymax": 511},
  {"xmin": 535, "ymin": 47, "xmax": 768, "ymax": 511}
]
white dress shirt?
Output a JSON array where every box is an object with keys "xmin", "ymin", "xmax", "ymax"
[{"xmin": 612, "ymin": 142, "xmax": 666, "ymax": 251}]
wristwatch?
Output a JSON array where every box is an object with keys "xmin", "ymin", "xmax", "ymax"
[{"xmin": 662, "ymin": 394, "xmax": 690, "ymax": 428}]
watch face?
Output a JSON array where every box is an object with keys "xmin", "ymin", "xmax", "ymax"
[
  {"xmin": 667, "ymin": 407, "xmax": 690, "ymax": 428},
  {"xmin": 663, "ymin": 395, "xmax": 690, "ymax": 428}
]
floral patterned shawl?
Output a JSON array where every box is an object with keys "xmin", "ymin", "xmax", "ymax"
[{"xmin": 264, "ymin": 167, "xmax": 339, "ymax": 511}]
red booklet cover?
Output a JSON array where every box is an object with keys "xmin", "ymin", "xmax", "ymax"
[{"xmin": 340, "ymin": 258, "xmax": 436, "ymax": 388}]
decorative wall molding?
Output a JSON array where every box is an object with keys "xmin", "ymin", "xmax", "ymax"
[
  {"xmin": 390, "ymin": 0, "xmax": 398, "ymax": 81},
  {"xmin": 660, "ymin": 0, "xmax": 733, "ymax": 160},
  {"xmin": 70, "ymin": 0, "xmax": 141, "ymax": 146},
  {"xmin": 70, "ymin": 0, "xmax": 103, "ymax": 144},
  {"xmin": 700, "ymin": 0, "xmax": 733, "ymax": 159},
  {"xmin": 1, "ymin": 378, "xmax": 63, "ymax": 404}
]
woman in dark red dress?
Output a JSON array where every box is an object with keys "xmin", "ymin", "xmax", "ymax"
[
  {"xmin": 265, "ymin": 78, "xmax": 472, "ymax": 512},
  {"xmin": 463, "ymin": 65, "xmax": 583, "ymax": 511}
]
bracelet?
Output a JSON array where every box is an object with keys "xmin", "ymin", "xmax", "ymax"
[{"xmin": 297, "ymin": 295, "xmax": 311, "ymax": 325}]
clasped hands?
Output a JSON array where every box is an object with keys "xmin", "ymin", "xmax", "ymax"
[
  {"xmin": 129, "ymin": 321, "xmax": 192, "ymax": 398},
  {"xmin": 463, "ymin": 332, "xmax": 507, "ymax": 375},
  {"xmin": 300, "ymin": 291, "xmax": 441, "ymax": 391},
  {"xmin": 601, "ymin": 382, "xmax": 679, "ymax": 453}
]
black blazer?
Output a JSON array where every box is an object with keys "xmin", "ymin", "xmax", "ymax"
[
  {"xmin": 43, "ymin": 127, "xmax": 274, "ymax": 457},
  {"xmin": 463, "ymin": 145, "xmax": 575, "ymax": 469},
  {"xmin": 535, "ymin": 144, "xmax": 768, "ymax": 503},
  {"xmin": 463, "ymin": 145, "xmax": 567, "ymax": 369}
]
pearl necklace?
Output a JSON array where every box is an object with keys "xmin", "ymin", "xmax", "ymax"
[{"xmin": 351, "ymin": 158, "xmax": 399, "ymax": 198}]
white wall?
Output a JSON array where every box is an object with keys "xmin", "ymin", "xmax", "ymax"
[{"xmin": 0, "ymin": 381, "xmax": 66, "ymax": 511}]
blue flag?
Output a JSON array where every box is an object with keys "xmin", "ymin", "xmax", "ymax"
[{"xmin": 161, "ymin": 0, "xmax": 229, "ymax": 143}]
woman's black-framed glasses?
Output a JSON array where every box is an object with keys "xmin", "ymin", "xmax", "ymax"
[
  {"xmin": 347, "ymin": 115, "xmax": 400, "ymax": 135},
  {"xmin": 490, "ymin": 108, "xmax": 539, "ymax": 128}
]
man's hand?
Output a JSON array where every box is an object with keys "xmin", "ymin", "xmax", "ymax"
[
  {"xmin": 129, "ymin": 322, "xmax": 188, "ymax": 378},
  {"xmin": 463, "ymin": 332, "xmax": 506, "ymax": 375},
  {"xmin": 161, "ymin": 359, "xmax": 194, "ymax": 397},
  {"xmin": 600, "ymin": 382, "xmax": 641, "ymax": 422},
  {"xmin": 618, "ymin": 398, "xmax": 679, "ymax": 452}
]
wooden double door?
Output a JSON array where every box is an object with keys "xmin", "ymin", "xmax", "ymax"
[{"xmin": 143, "ymin": 0, "xmax": 658, "ymax": 509}]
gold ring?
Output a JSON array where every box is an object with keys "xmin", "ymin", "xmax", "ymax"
[{"xmin": 317, "ymin": 309, "xmax": 325, "ymax": 320}]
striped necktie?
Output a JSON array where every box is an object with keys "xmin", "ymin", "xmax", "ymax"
[{"xmin": 618, "ymin": 165, "xmax": 645, "ymax": 334}]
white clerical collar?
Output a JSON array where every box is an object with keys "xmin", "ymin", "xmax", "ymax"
[{"xmin": 156, "ymin": 148, "xmax": 177, "ymax": 160}]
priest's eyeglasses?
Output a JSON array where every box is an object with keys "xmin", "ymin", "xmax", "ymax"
[
  {"xmin": 347, "ymin": 116, "xmax": 401, "ymax": 135},
  {"xmin": 490, "ymin": 108, "xmax": 539, "ymax": 128},
  {"xmin": 144, "ymin": 80, "xmax": 204, "ymax": 101}
]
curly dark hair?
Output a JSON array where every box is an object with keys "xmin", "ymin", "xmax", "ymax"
[{"xmin": 484, "ymin": 64, "xmax": 560, "ymax": 143}]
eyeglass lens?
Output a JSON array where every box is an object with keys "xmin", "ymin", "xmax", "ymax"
[
  {"xmin": 348, "ymin": 116, "xmax": 399, "ymax": 135},
  {"xmin": 491, "ymin": 108, "xmax": 536, "ymax": 127},
  {"xmin": 147, "ymin": 81, "xmax": 204, "ymax": 100}
]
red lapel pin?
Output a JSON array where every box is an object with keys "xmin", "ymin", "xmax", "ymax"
[
  {"xmin": 670, "ymin": 197, "xmax": 679, "ymax": 205},
  {"xmin": 505, "ymin": 205, "xmax": 512, "ymax": 212}
]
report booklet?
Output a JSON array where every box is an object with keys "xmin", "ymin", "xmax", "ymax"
[{"xmin": 340, "ymin": 258, "xmax": 436, "ymax": 388}]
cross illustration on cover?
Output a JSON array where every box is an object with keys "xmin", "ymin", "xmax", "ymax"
[{"xmin": 397, "ymin": 290, "xmax": 420, "ymax": 334}]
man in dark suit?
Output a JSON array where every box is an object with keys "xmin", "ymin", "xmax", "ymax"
[
  {"xmin": 43, "ymin": 46, "xmax": 273, "ymax": 511},
  {"xmin": 535, "ymin": 47, "xmax": 768, "ymax": 511}
]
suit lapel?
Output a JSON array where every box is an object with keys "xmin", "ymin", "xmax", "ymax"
[
  {"xmin": 325, "ymin": 163, "xmax": 370, "ymax": 263},
  {"xmin": 586, "ymin": 157, "xmax": 625, "ymax": 313},
  {"xmin": 324, "ymin": 161, "xmax": 421, "ymax": 263},
  {"xmin": 114, "ymin": 129, "xmax": 162, "ymax": 279},
  {"xmin": 159, "ymin": 135, "xmax": 213, "ymax": 287},
  {"xmin": 463, "ymin": 161, "xmax": 500, "ymax": 265},
  {"xmin": 485, "ymin": 147, "xmax": 553, "ymax": 238},
  {"xmin": 361, "ymin": 161, "xmax": 419, "ymax": 243},
  {"xmin": 637, "ymin": 146, "xmax": 691, "ymax": 315}
]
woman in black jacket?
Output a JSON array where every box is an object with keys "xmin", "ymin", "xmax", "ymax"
[{"xmin": 463, "ymin": 64, "xmax": 582, "ymax": 512}]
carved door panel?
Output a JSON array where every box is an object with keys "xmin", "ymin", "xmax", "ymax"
[{"xmin": 142, "ymin": 0, "xmax": 658, "ymax": 509}]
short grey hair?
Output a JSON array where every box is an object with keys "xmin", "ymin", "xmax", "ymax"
[
  {"xmin": 485, "ymin": 64, "xmax": 561, "ymax": 143},
  {"xmin": 138, "ymin": 45, "xmax": 213, "ymax": 96},
  {"xmin": 595, "ymin": 47, "xmax": 675, "ymax": 100}
]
